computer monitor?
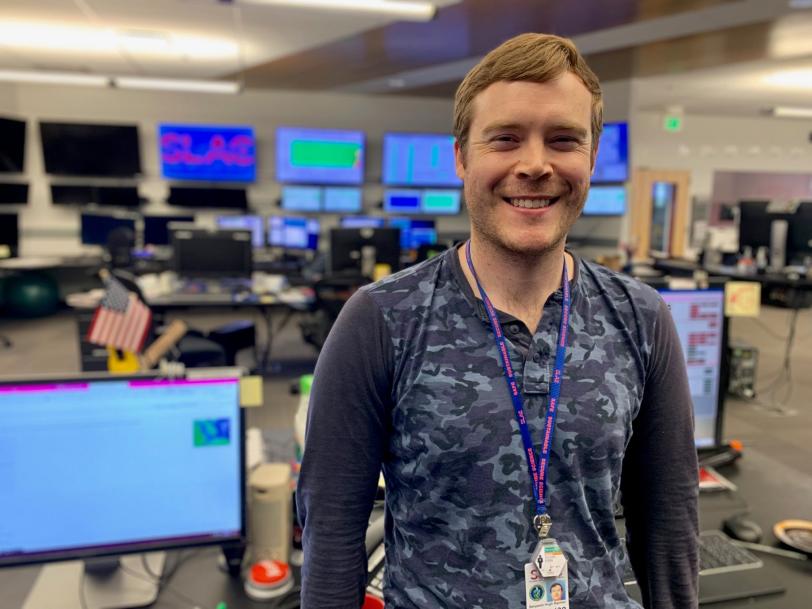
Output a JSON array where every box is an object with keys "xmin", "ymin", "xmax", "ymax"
[
  {"xmin": 276, "ymin": 126, "xmax": 364, "ymax": 185},
  {"xmin": 591, "ymin": 121, "xmax": 628, "ymax": 184},
  {"xmin": 329, "ymin": 227, "xmax": 401, "ymax": 275},
  {"xmin": 143, "ymin": 214, "xmax": 195, "ymax": 247},
  {"xmin": 159, "ymin": 123, "xmax": 256, "ymax": 182},
  {"xmin": 388, "ymin": 218, "xmax": 437, "ymax": 250},
  {"xmin": 582, "ymin": 185, "xmax": 626, "ymax": 216},
  {"xmin": 737, "ymin": 201, "xmax": 774, "ymax": 251},
  {"xmin": 383, "ymin": 189, "xmax": 421, "ymax": 214},
  {"xmin": 0, "ymin": 374, "xmax": 245, "ymax": 609},
  {"xmin": 168, "ymin": 186, "xmax": 249, "ymax": 210},
  {"xmin": 216, "ymin": 215, "xmax": 264, "ymax": 248},
  {"xmin": 80, "ymin": 212, "xmax": 137, "ymax": 246},
  {"xmin": 39, "ymin": 122, "xmax": 141, "ymax": 177},
  {"xmin": 281, "ymin": 185, "xmax": 322, "ymax": 213},
  {"xmin": 0, "ymin": 116, "xmax": 26, "ymax": 173},
  {"xmin": 171, "ymin": 227, "xmax": 253, "ymax": 278},
  {"xmin": 340, "ymin": 216, "xmax": 386, "ymax": 229},
  {"xmin": 0, "ymin": 212, "xmax": 19, "ymax": 258},
  {"xmin": 267, "ymin": 216, "xmax": 320, "ymax": 250},
  {"xmin": 421, "ymin": 189, "xmax": 461, "ymax": 215},
  {"xmin": 788, "ymin": 201, "xmax": 812, "ymax": 263},
  {"xmin": 0, "ymin": 182, "xmax": 28, "ymax": 205},
  {"xmin": 323, "ymin": 187, "xmax": 362, "ymax": 213},
  {"xmin": 657, "ymin": 287, "xmax": 727, "ymax": 449},
  {"xmin": 382, "ymin": 132, "xmax": 461, "ymax": 187}
]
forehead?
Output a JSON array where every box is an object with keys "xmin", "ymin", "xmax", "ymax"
[{"xmin": 468, "ymin": 74, "xmax": 592, "ymax": 133}]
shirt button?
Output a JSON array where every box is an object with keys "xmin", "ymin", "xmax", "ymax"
[
  {"xmin": 532, "ymin": 353, "xmax": 541, "ymax": 363},
  {"xmin": 510, "ymin": 325, "xmax": 520, "ymax": 334}
]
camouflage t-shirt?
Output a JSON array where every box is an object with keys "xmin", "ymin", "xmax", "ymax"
[{"xmin": 298, "ymin": 247, "xmax": 699, "ymax": 609}]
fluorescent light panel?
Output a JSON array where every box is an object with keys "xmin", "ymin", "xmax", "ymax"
[
  {"xmin": 238, "ymin": 0, "xmax": 437, "ymax": 21},
  {"xmin": 762, "ymin": 68, "xmax": 812, "ymax": 89},
  {"xmin": 772, "ymin": 106, "xmax": 812, "ymax": 118},
  {"xmin": 115, "ymin": 76, "xmax": 240, "ymax": 93},
  {"xmin": 0, "ymin": 69, "xmax": 109, "ymax": 87}
]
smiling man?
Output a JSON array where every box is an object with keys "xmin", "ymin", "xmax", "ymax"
[{"xmin": 298, "ymin": 33, "xmax": 698, "ymax": 609}]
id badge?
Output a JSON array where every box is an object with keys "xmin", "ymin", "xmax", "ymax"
[{"xmin": 524, "ymin": 541, "xmax": 569, "ymax": 609}]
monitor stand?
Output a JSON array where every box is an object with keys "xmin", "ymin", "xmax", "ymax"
[{"xmin": 23, "ymin": 552, "xmax": 166, "ymax": 609}]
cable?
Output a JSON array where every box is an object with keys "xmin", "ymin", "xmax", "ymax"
[{"xmin": 750, "ymin": 305, "xmax": 801, "ymax": 415}]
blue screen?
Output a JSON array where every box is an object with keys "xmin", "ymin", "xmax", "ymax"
[
  {"xmin": 324, "ymin": 187, "xmax": 362, "ymax": 213},
  {"xmin": 281, "ymin": 186, "xmax": 322, "ymax": 212},
  {"xmin": 268, "ymin": 216, "xmax": 320, "ymax": 250},
  {"xmin": 216, "ymin": 215, "xmax": 265, "ymax": 247},
  {"xmin": 340, "ymin": 216, "xmax": 385, "ymax": 228},
  {"xmin": 382, "ymin": 133, "xmax": 461, "ymax": 187},
  {"xmin": 421, "ymin": 189, "xmax": 461, "ymax": 215},
  {"xmin": 80, "ymin": 213, "xmax": 136, "ymax": 246},
  {"xmin": 582, "ymin": 186, "xmax": 627, "ymax": 216},
  {"xmin": 0, "ymin": 377, "xmax": 242, "ymax": 563},
  {"xmin": 276, "ymin": 127, "xmax": 364, "ymax": 185},
  {"xmin": 159, "ymin": 124, "xmax": 256, "ymax": 182},
  {"xmin": 384, "ymin": 189, "xmax": 422, "ymax": 214},
  {"xmin": 388, "ymin": 218, "xmax": 437, "ymax": 249},
  {"xmin": 592, "ymin": 122, "xmax": 628, "ymax": 184}
]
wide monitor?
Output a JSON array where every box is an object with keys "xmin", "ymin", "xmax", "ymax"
[
  {"xmin": 216, "ymin": 215, "xmax": 265, "ymax": 248},
  {"xmin": 323, "ymin": 186, "xmax": 362, "ymax": 213},
  {"xmin": 0, "ymin": 117, "xmax": 26, "ymax": 173},
  {"xmin": 50, "ymin": 185, "xmax": 141, "ymax": 207},
  {"xmin": 0, "ymin": 374, "xmax": 245, "ymax": 608},
  {"xmin": 39, "ymin": 122, "xmax": 141, "ymax": 177},
  {"xmin": 657, "ymin": 288, "xmax": 726, "ymax": 449},
  {"xmin": 168, "ymin": 186, "xmax": 248, "ymax": 210},
  {"xmin": 329, "ymin": 227, "xmax": 401, "ymax": 275},
  {"xmin": 737, "ymin": 200, "xmax": 795, "ymax": 253},
  {"xmin": 281, "ymin": 185, "xmax": 322, "ymax": 213},
  {"xmin": 340, "ymin": 216, "xmax": 386, "ymax": 229},
  {"xmin": 267, "ymin": 216, "xmax": 320, "ymax": 250},
  {"xmin": 276, "ymin": 127, "xmax": 364, "ymax": 185},
  {"xmin": 171, "ymin": 227, "xmax": 253, "ymax": 278},
  {"xmin": 0, "ymin": 182, "xmax": 28, "ymax": 205},
  {"xmin": 388, "ymin": 218, "xmax": 437, "ymax": 250},
  {"xmin": 143, "ymin": 214, "xmax": 195, "ymax": 247},
  {"xmin": 80, "ymin": 212, "xmax": 137, "ymax": 246},
  {"xmin": 384, "ymin": 189, "xmax": 421, "ymax": 214},
  {"xmin": 0, "ymin": 212, "xmax": 19, "ymax": 258},
  {"xmin": 582, "ymin": 185, "xmax": 626, "ymax": 216},
  {"xmin": 591, "ymin": 122, "xmax": 628, "ymax": 184},
  {"xmin": 382, "ymin": 132, "xmax": 461, "ymax": 187},
  {"xmin": 421, "ymin": 189, "xmax": 461, "ymax": 215},
  {"xmin": 789, "ymin": 201, "xmax": 812, "ymax": 261},
  {"xmin": 159, "ymin": 123, "xmax": 256, "ymax": 182}
]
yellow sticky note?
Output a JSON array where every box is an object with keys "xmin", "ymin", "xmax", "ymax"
[
  {"xmin": 725, "ymin": 281, "xmax": 761, "ymax": 317},
  {"xmin": 239, "ymin": 376, "xmax": 264, "ymax": 408}
]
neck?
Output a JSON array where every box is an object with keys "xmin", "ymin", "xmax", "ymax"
[{"xmin": 460, "ymin": 236, "xmax": 572, "ymax": 331}]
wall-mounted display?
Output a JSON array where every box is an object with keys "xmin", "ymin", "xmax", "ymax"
[{"xmin": 159, "ymin": 124, "xmax": 256, "ymax": 182}]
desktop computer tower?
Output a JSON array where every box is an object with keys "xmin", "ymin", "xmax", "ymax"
[
  {"xmin": 727, "ymin": 340, "xmax": 758, "ymax": 399},
  {"xmin": 769, "ymin": 219, "xmax": 788, "ymax": 271}
]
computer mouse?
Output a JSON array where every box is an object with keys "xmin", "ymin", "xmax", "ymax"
[{"xmin": 722, "ymin": 514, "xmax": 763, "ymax": 543}]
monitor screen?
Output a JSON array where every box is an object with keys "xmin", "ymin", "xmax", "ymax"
[
  {"xmin": 168, "ymin": 186, "xmax": 248, "ymax": 210},
  {"xmin": 582, "ymin": 186, "xmax": 626, "ymax": 216},
  {"xmin": 421, "ymin": 189, "xmax": 461, "ymax": 215},
  {"xmin": 276, "ymin": 127, "xmax": 364, "ymax": 185},
  {"xmin": 267, "ymin": 216, "xmax": 320, "ymax": 250},
  {"xmin": 388, "ymin": 218, "xmax": 437, "ymax": 250},
  {"xmin": 159, "ymin": 124, "xmax": 256, "ymax": 182},
  {"xmin": 789, "ymin": 201, "xmax": 812, "ymax": 260},
  {"xmin": 143, "ymin": 215, "xmax": 195, "ymax": 246},
  {"xmin": 592, "ymin": 122, "xmax": 628, "ymax": 184},
  {"xmin": 0, "ymin": 182, "xmax": 28, "ymax": 205},
  {"xmin": 384, "ymin": 189, "xmax": 421, "ymax": 214},
  {"xmin": 0, "ymin": 375, "xmax": 244, "ymax": 567},
  {"xmin": 281, "ymin": 186, "xmax": 322, "ymax": 213},
  {"xmin": 50, "ymin": 185, "xmax": 141, "ymax": 207},
  {"xmin": 216, "ymin": 215, "xmax": 264, "ymax": 248},
  {"xmin": 0, "ymin": 117, "xmax": 26, "ymax": 173},
  {"xmin": 382, "ymin": 132, "xmax": 461, "ymax": 187},
  {"xmin": 657, "ymin": 289, "xmax": 725, "ymax": 449},
  {"xmin": 172, "ymin": 227, "xmax": 253, "ymax": 277},
  {"xmin": 340, "ymin": 216, "xmax": 385, "ymax": 229},
  {"xmin": 39, "ymin": 122, "xmax": 141, "ymax": 177},
  {"xmin": 323, "ymin": 187, "xmax": 362, "ymax": 213},
  {"xmin": 0, "ymin": 212, "xmax": 18, "ymax": 257},
  {"xmin": 80, "ymin": 213, "xmax": 136, "ymax": 246},
  {"xmin": 329, "ymin": 227, "xmax": 401, "ymax": 275}
]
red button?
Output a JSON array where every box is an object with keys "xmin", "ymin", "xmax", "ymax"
[
  {"xmin": 363, "ymin": 595, "xmax": 385, "ymax": 609},
  {"xmin": 250, "ymin": 560, "xmax": 290, "ymax": 585}
]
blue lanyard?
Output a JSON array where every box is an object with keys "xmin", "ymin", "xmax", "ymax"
[{"xmin": 464, "ymin": 241, "xmax": 571, "ymax": 523}]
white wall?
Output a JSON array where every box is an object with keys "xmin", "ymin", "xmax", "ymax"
[{"xmin": 0, "ymin": 83, "xmax": 464, "ymax": 256}]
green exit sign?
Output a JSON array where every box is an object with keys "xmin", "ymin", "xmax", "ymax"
[{"xmin": 664, "ymin": 115, "xmax": 683, "ymax": 132}]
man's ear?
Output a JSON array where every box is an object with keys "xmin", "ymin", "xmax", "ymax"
[{"xmin": 454, "ymin": 138, "xmax": 465, "ymax": 180}]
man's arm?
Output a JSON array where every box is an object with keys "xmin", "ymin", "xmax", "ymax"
[
  {"xmin": 296, "ymin": 290, "xmax": 393, "ymax": 609},
  {"xmin": 621, "ymin": 298, "xmax": 699, "ymax": 609}
]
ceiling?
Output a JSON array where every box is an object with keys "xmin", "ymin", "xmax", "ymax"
[{"xmin": 1, "ymin": 0, "xmax": 811, "ymax": 116}]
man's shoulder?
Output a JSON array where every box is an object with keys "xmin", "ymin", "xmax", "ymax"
[
  {"xmin": 362, "ymin": 250, "xmax": 451, "ymax": 302},
  {"xmin": 578, "ymin": 258, "xmax": 663, "ymax": 309}
]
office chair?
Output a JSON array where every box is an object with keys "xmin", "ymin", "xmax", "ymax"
[
  {"xmin": 299, "ymin": 275, "xmax": 367, "ymax": 351},
  {"xmin": 106, "ymin": 227, "xmax": 135, "ymax": 270}
]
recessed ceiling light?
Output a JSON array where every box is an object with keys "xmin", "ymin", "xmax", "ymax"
[{"xmin": 762, "ymin": 68, "xmax": 812, "ymax": 89}]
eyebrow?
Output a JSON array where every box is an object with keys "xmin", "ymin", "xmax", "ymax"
[{"xmin": 479, "ymin": 121, "xmax": 589, "ymax": 139}]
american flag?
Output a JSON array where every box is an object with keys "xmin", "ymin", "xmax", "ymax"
[{"xmin": 86, "ymin": 275, "xmax": 152, "ymax": 353}]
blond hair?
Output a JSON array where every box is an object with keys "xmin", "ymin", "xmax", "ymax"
[{"xmin": 453, "ymin": 33, "xmax": 603, "ymax": 154}]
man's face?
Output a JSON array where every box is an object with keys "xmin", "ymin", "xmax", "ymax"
[
  {"xmin": 551, "ymin": 584, "xmax": 563, "ymax": 601},
  {"xmin": 454, "ymin": 74, "xmax": 597, "ymax": 257}
]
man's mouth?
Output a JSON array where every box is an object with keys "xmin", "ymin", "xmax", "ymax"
[{"xmin": 503, "ymin": 196, "xmax": 560, "ymax": 209}]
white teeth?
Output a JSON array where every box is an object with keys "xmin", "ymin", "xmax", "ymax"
[{"xmin": 507, "ymin": 198, "xmax": 555, "ymax": 209}]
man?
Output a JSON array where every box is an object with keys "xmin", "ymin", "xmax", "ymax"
[
  {"xmin": 298, "ymin": 33, "xmax": 698, "ymax": 608},
  {"xmin": 551, "ymin": 582, "xmax": 566, "ymax": 602}
]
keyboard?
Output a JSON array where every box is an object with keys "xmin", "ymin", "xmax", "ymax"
[{"xmin": 366, "ymin": 543, "xmax": 386, "ymax": 598}]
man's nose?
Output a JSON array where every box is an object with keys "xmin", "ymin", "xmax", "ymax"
[{"xmin": 513, "ymin": 139, "xmax": 553, "ymax": 180}]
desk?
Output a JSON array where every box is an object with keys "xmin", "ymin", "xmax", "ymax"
[{"xmin": 1, "ymin": 448, "xmax": 809, "ymax": 609}]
